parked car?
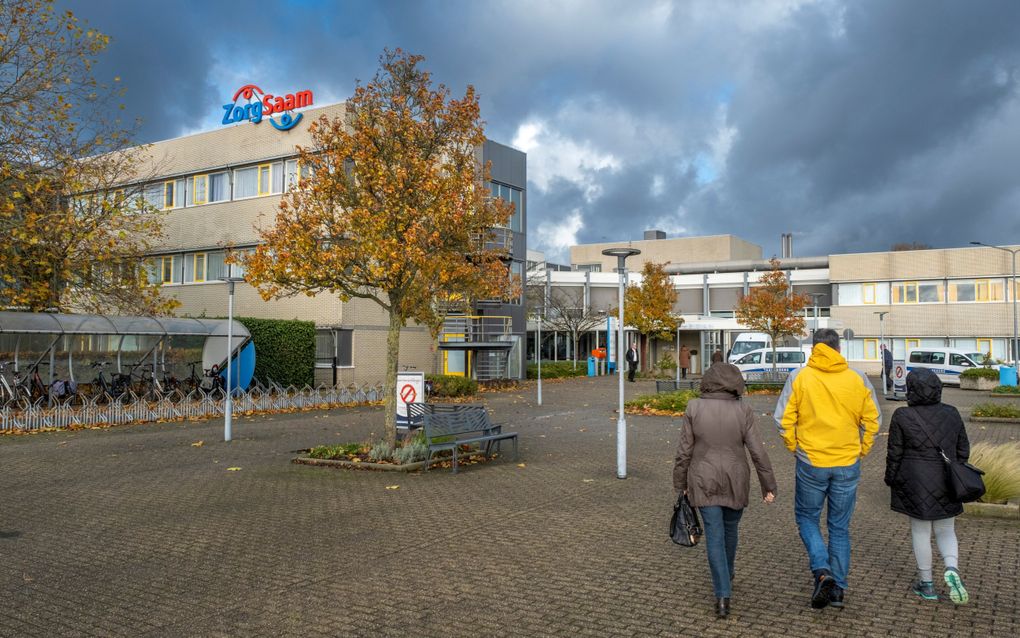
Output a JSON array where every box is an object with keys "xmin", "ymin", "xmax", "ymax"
[
  {"xmin": 906, "ymin": 347, "xmax": 999, "ymax": 385},
  {"xmin": 732, "ymin": 346, "xmax": 812, "ymax": 378},
  {"xmin": 727, "ymin": 332, "xmax": 772, "ymax": 363}
]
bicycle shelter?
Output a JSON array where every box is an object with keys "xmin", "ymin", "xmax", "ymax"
[{"xmin": 0, "ymin": 311, "xmax": 254, "ymax": 394}]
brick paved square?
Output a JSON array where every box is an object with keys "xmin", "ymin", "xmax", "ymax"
[{"xmin": 1, "ymin": 377, "xmax": 1017, "ymax": 636}]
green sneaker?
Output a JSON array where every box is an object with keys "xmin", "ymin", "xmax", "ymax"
[
  {"xmin": 944, "ymin": 568, "xmax": 969, "ymax": 605},
  {"xmin": 911, "ymin": 580, "xmax": 938, "ymax": 601}
]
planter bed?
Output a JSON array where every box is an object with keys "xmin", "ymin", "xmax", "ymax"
[
  {"xmin": 968, "ymin": 416, "xmax": 1020, "ymax": 424},
  {"xmin": 963, "ymin": 501, "xmax": 1020, "ymax": 520},
  {"xmin": 293, "ymin": 456, "xmax": 428, "ymax": 472},
  {"xmin": 986, "ymin": 393, "xmax": 1020, "ymax": 399}
]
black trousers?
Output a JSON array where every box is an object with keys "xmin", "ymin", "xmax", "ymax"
[{"xmin": 628, "ymin": 362, "xmax": 637, "ymax": 382}]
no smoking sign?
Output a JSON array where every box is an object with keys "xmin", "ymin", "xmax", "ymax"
[{"xmin": 400, "ymin": 384, "xmax": 416, "ymax": 404}]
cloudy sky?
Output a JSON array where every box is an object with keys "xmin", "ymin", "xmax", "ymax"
[{"xmin": 62, "ymin": 0, "xmax": 1020, "ymax": 262}]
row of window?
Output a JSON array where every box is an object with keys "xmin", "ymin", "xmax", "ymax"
[
  {"xmin": 840, "ymin": 279, "xmax": 1017, "ymax": 305},
  {"xmin": 315, "ymin": 328, "xmax": 353, "ymax": 368},
  {"xmin": 141, "ymin": 160, "xmax": 310, "ymax": 210},
  {"xmin": 146, "ymin": 250, "xmax": 250, "ymax": 285},
  {"xmin": 845, "ymin": 337, "xmax": 1000, "ymax": 361},
  {"xmin": 489, "ymin": 182, "xmax": 524, "ymax": 233}
]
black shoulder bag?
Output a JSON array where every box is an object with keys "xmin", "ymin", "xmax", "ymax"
[
  {"xmin": 669, "ymin": 493, "xmax": 702, "ymax": 547},
  {"xmin": 911, "ymin": 408, "xmax": 985, "ymax": 503}
]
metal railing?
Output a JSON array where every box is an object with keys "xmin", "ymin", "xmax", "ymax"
[
  {"xmin": 0, "ymin": 382, "xmax": 384, "ymax": 432},
  {"xmin": 441, "ymin": 315, "xmax": 513, "ymax": 343}
]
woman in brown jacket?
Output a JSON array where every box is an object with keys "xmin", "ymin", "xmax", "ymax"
[{"xmin": 673, "ymin": 363, "xmax": 777, "ymax": 618}]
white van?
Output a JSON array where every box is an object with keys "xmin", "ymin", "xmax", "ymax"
[
  {"xmin": 733, "ymin": 347, "xmax": 811, "ymax": 378},
  {"xmin": 906, "ymin": 348, "xmax": 999, "ymax": 385},
  {"xmin": 728, "ymin": 332, "xmax": 772, "ymax": 363}
]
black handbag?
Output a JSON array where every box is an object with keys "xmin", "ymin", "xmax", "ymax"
[
  {"xmin": 669, "ymin": 493, "xmax": 702, "ymax": 547},
  {"xmin": 912, "ymin": 409, "xmax": 986, "ymax": 503}
]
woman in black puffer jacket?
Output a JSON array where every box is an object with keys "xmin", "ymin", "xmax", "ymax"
[{"xmin": 885, "ymin": 368, "xmax": 971, "ymax": 604}]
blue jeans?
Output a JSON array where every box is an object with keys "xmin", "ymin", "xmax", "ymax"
[
  {"xmin": 698, "ymin": 506, "xmax": 744, "ymax": 598},
  {"xmin": 794, "ymin": 459, "xmax": 861, "ymax": 590}
]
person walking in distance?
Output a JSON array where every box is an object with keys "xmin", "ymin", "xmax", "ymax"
[
  {"xmin": 881, "ymin": 344, "xmax": 894, "ymax": 392},
  {"xmin": 885, "ymin": 368, "xmax": 971, "ymax": 604},
  {"xmin": 673, "ymin": 363, "xmax": 777, "ymax": 618},
  {"xmin": 773, "ymin": 329, "xmax": 881, "ymax": 610},
  {"xmin": 626, "ymin": 343, "xmax": 639, "ymax": 382},
  {"xmin": 679, "ymin": 345, "xmax": 691, "ymax": 380}
]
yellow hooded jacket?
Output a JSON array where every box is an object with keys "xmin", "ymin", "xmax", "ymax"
[{"xmin": 773, "ymin": 343, "xmax": 881, "ymax": 468}]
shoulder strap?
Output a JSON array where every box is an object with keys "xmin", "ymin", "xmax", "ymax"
[{"xmin": 905, "ymin": 406, "xmax": 951, "ymax": 464}]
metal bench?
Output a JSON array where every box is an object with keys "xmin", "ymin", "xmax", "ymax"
[
  {"xmin": 405, "ymin": 402, "xmax": 488, "ymax": 431},
  {"xmin": 656, "ymin": 380, "xmax": 700, "ymax": 393},
  {"xmin": 743, "ymin": 371, "xmax": 790, "ymax": 387},
  {"xmin": 422, "ymin": 409, "xmax": 518, "ymax": 473}
]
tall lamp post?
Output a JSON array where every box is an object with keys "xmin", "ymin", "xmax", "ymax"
[
  {"xmin": 602, "ymin": 247, "xmax": 640, "ymax": 479},
  {"xmin": 535, "ymin": 306, "xmax": 543, "ymax": 406},
  {"xmin": 807, "ymin": 292, "xmax": 825, "ymax": 335},
  {"xmin": 875, "ymin": 311, "xmax": 889, "ymax": 398},
  {"xmin": 223, "ymin": 276, "xmax": 245, "ymax": 442},
  {"xmin": 970, "ymin": 242, "xmax": 1019, "ymax": 365}
]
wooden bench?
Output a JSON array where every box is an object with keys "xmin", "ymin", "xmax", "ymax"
[
  {"xmin": 743, "ymin": 371, "xmax": 790, "ymax": 387},
  {"xmin": 656, "ymin": 380, "xmax": 700, "ymax": 393},
  {"xmin": 422, "ymin": 409, "xmax": 518, "ymax": 473}
]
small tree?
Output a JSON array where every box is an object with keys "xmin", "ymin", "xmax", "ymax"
[
  {"xmin": 624, "ymin": 262, "xmax": 682, "ymax": 370},
  {"xmin": 243, "ymin": 50, "xmax": 515, "ymax": 447},
  {"xmin": 735, "ymin": 258, "xmax": 810, "ymax": 370}
]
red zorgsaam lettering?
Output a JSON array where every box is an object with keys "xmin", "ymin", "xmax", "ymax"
[{"xmin": 262, "ymin": 94, "xmax": 275, "ymax": 115}]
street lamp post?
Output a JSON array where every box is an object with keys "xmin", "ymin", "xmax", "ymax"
[
  {"xmin": 602, "ymin": 247, "xmax": 640, "ymax": 479},
  {"xmin": 970, "ymin": 242, "xmax": 1019, "ymax": 366},
  {"xmin": 807, "ymin": 292, "xmax": 825, "ymax": 335},
  {"xmin": 875, "ymin": 311, "xmax": 889, "ymax": 398},
  {"xmin": 536, "ymin": 307, "xmax": 543, "ymax": 406},
  {"xmin": 223, "ymin": 277, "xmax": 245, "ymax": 442}
]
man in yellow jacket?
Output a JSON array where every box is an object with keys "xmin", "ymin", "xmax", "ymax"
[{"xmin": 774, "ymin": 329, "xmax": 881, "ymax": 610}]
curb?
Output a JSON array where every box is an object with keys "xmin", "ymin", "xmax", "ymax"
[
  {"xmin": 968, "ymin": 416, "xmax": 1020, "ymax": 424},
  {"xmin": 986, "ymin": 393, "xmax": 1020, "ymax": 399},
  {"xmin": 963, "ymin": 501, "xmax": 1020, "ymax": 520},
  {"xmin": 292, "ymin": 457, "xmax": 428, "ymax": 472}
]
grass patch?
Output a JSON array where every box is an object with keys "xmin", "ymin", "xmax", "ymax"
[
  {"xmin": 971, "ymin": 403, "xmax": 1020, "ymax": 419},
  {"xmin": 527, "ymin": 360, "xmax": 588, "ymax": 379},
  {"xmin": 970, "ymin": 442, "xmax": 1020, "ymax": 504},
  {"xmin": 625, "ymin": 389, "xmax": 699, "ymax": 416},
  {"xmin": 306, "ymin": 431, "xmax": 428, "ymax": 465},
  {"xmin": 991, "ymin": 385, "xmax": 1020, "ymax": 395},
  {"xmin": 961, "ymin": 367, "xmax": 1000, "ymax": 380}
]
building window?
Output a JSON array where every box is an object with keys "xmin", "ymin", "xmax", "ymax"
[
  {"xmin": 905, "ymin": 338, "xmax": 920, "ymax": 351},
  {"xmin": 576, "ymin": 264, "xmax": 602, "ymax": 273},
  {"xmin": 209, "ymin": 172, "xmax": 229, "ymax": 203},
  {"xmin": 160, "ymin": 256, "xmax": 174, "ymax": 284},
  {"xmin": 864, "ymin": 339, "xmax": 878, "ymax": 360},
  {"xmin": 315, "ymin": 328, "xmax": 353, "ymax": 368},
  {"xmin": 258, "ymin": 164, "xmax": 272, "ymax": 196},
  {"xmin": 949, "ymin": 279, "xmax": 1004, "ymax": 302},
  {"xmin": 977, "ymin": 338, "xmax": 992, "ymax": 356},
  {"xmin": 285, "ymin": 159, "xmax": 299, "ymax": 190},
  {"xmin": 192, "ymin": 174, "xmax": 208, "ymax": 205},
  {"xmin": 891, "ymin": 282, "xmax": 917, "ymax": 304},
  {"xmin": 862, "ymin": 283, "xmax": 876, "ymax": 304},
  {"xmin": 193, "ymin": 253, "xmax": 206, "ymax": 283},
  {"xmin": 234, "ymin": 166, "xmax": 258, "ymax": 199},
  {"xmin": 489, "ymin": 181, "xmax": 523, "ymax": 233},
  {"xmin": 163, "ymin": 181, "xmax": 175, "ymax": 209}
]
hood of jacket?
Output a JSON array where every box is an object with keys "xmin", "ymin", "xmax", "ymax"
[
  {"xmin": 699, "ymin": 363, "xmax": 745, "ymax": 398},
  {"xmin": 906, "ymin": 368, "xmax": 942, "ymax": 406},
  {"xmin": 807, "ymin": 343, "xmax": 848, "ymax": 373}
]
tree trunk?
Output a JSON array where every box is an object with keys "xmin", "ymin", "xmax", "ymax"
[
  {"xmin": 383, "ymin": 308, "xmax": 401, "ymax": 448},
  {"xmin": 771, "ymin": 340, "xmax": 778, "ymax": 372},
  {"xmin": 573, "ymin": 332, "xmax": 580, "ymax": 369}
]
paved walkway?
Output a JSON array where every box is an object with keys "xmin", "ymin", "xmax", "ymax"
[{"xmin": 1, "ymin": 377, "xmax": 1018, "ymax": 637}]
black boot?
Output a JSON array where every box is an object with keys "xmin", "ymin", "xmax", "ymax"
[{"xmin": 715, "ymin": 597, "xmax": 730, "ymax": 618}]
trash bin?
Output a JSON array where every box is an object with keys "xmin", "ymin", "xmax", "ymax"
[
  {"xmin": 999, "ymin": 366, "xmax": 1018, "ymax": 387},
  {"xmin": 587, "ymin": 356, "xmax": 597, "ymax": 377}
]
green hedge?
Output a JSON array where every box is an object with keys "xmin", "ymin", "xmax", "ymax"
[
  {"xmin": 961, "ymin": 367, "xmax": 1000, "ymax": 380},
  {"xmin": 426, "ymin": 374, "xmax": 478, "ymax": 397},
  {"xmin": 972, "ymin": 402, "xmax": 1020, "ymax": 418},
  {"xmin": 527, "ymin": 360, "xmax": 588, "ymax": 379},
  {"xmin": 991, "ymin": 385, "xmax": 1020, "ymax": 394},
  {"xmin": 236, "ymin": 317, "xmax": 316, "ymax": 388}
]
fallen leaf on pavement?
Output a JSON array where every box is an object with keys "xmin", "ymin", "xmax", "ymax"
[
  {"xmin": 385, "ymin": 485, "xmax": 400, "ymax": 490},
  {"xmin": 517, "ymin": 463, "xmax": 526, "ymax": 468},
  {"xmin": 191, "ymin": 441, "xmax": 204, "ymax": 447},
  {"xmin": 226, "ymin": 467, "xmax": 242, "ymax": 471}
]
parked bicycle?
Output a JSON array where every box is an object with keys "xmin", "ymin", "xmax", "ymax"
[
  {"xmin": 89, "ymin": 361, "xmax": 131, "ymax": 401},
  {"xmin": 0, "ymin": 360, "xmax": 33, "ymax": 408}
]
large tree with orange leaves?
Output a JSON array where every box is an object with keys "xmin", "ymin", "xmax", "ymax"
[
  {"xmin": 243, "ymin": 50, "xmax": 516, "ymax": 445},
  {"xmin": 735, "ymin": 258, "xmax": 809, "ymax": 370},
  {"xmin": 624, "ymin": 261, "xmax": 681, "ymax": 370}
]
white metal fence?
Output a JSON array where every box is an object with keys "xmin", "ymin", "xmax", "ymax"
[{"xmin": 0, "ymin": 382, "xmax": 384, "ymax": 431}]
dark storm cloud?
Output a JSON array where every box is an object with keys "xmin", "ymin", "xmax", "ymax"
[{"xmin": 58, "ymin": 0, "xmax": 1020, "ymax": 260}]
